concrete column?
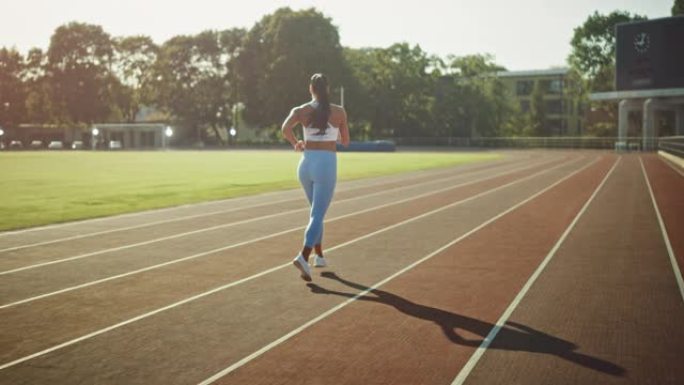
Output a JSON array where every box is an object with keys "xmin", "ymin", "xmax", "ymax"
[
  {"xmin": 642, "ymin": 98, "xmax": 657, "ymax": 151},
  {"xmin": 676, "ymin": 105, "xmax": 684, "ymax": 136},
  {"xmin": 618, "ymin": 99, "xmax": 630, "ymax": 142}
]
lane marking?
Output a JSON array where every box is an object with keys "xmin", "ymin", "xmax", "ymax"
[
  {"xmin": 0, "ymin": 157, "xmax": 594, "ymax": 370},
  {"xmin": 0, "ymin": 157, "xmax": 578, "ymax": 309},
  {"xmin": 0, "ymin": 156, "xmax": 538, "ymax": 254},
  {"xmin": 0, "ymin": 157, "xmax": 560, "ymax": 275},
  {"xmin": 196, "ymin": 156, "xmax": 604, "ymax": 385},
  {"xmin": 640, "ymin": 157, "xmax": 684, "ymax": 303},
  {"xmin": 0, "ymin": 156, "xmax": 521, "ymax": 239},
  {"xmin": 450, "ymin": 156, "xmax": 620, "ymax": 385}
]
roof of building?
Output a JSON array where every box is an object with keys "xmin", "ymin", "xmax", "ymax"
[
  {"xmin": 590, "ymin": 88, "xmax": 684, "ymax": 101},
  {"xmin": 497, "ymin": 68, "xmax": 569, "ymax": 78}
]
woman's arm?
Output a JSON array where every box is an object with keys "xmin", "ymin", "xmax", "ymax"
[
  {"xmin": 339, "ymin": 108, "xmax": 350, "ymax": 147},
  {"xmin": 281, "ymin": 107, "xmax": 305, "ymax": 151}
]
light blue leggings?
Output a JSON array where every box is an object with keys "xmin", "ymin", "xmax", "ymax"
[{"xmin": 298, "ymin": 150, "xmax": 337, "ymax": 248}]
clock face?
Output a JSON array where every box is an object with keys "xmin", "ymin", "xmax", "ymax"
[{"xmin": 633, "ymin": 32, "xmax": 650, "ymax": 54}]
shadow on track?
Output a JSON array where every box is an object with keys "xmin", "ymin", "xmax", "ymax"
[{"xmin": 307, "ymin": 271, "xmax": 625, "ymax": 376}]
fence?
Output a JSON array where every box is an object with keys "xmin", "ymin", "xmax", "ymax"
[
  {"xmin": 658, "ymin": 136, "xmax": 684, "ymax": 158},
  {"xmin": 390, "ymin": 136, "xmax": 645, "ymax": 150}
]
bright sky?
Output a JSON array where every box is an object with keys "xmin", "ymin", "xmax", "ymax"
[{"xmin": 1, "ymin": 0, "xmax": 673, "ymax": 70}]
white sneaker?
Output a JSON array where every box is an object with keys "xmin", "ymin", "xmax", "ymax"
[
  {"xmin": 311, "ymin": 254, "xmax": 327, "ymax": 268},
  {"xmin": 292, "ymin": 254, "xmax": 312, "ymax": 282}
]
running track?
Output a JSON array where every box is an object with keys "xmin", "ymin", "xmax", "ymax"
[{"xmin": 0, "ymin": 151, "xmax": 682, "ymax": 385}]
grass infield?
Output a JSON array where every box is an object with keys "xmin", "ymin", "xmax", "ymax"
[{"xmin": 0, "ymin": 150, "xmax": 499, "ymax": 231}]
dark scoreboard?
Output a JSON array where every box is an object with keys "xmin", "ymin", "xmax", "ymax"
[{"xmin": 616, "ymin": 16, "xmax": 684, "ymax": 91}]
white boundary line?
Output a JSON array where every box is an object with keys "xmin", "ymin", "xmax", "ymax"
[
  {"xmin": 196, "ymin": 157, "xmax": 605, "ymax": 385},
  {"xmin": 0, "ymin": 155, "xmax": 519, "ymax": 239},
  {"xmin": 0, "ymin": 157, "xmax": 594, "ymax": 370},
  {"xmin": 657, "ymin": 151, "xmax": 684, "ymax": 178},
  {"xmin": 450, "ymin": 156, "xmax": 621, "ymax": 385},
  {"xmin": 0, "ymin": 156, "xmax": 559, "ymax": 275},
  {"xmin": 640, "ymin": 157, "xmax": 684, "ymax": 303},
  {"xmin": 0, "ymin": 156, "xmax": 537, "ymax": 254},
  {"xmin": 0, "ymin": 157, "xmax": 579, "ymax": 308}
]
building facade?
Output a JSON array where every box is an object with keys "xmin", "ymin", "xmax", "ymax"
[{"xmin": 497, "ymin": 68, "xmax": 584, "ymax": 136}]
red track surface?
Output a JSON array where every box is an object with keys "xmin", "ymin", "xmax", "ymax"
[{"xmin": 0, "ymin": 151, "xmax": 681, "ymax": 385}]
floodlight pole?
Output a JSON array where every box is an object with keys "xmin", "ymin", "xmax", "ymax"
[{"xmin": 340, "ymin": 86, "xmax": 345, "ymax": 108}]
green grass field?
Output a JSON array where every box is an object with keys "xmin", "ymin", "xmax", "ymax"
[{"xmin": 0, "ymin": 150, "xmax": 499, "ymax": 231}]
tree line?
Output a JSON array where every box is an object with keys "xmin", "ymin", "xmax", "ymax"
[{"xmin": 1, "ymin": 6, "xmax": 676, "ymax": 143}]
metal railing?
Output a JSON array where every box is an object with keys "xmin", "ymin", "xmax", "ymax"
[
  {"xmin": 658, "ymin": 136, "xmax": 684, "ymax": 158},
  {"xmin": 391, "ymin": 136, "xmax": 645, "ymax": 150}
]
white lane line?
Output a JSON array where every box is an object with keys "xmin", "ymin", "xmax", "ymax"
[
  {"xmin": 0, "ymin": 157, "xmax": 592, "ymax": 371},
  {"xmin": 640, "ymin": 157, "xmax": 684, "ymax": 303},
  {"xmin": 0, "ymin": 157, "xmax": 577, "ymax": 309},
  {"xmin": 0, "ymin": 159, "xmax": 516, "ymax": 252},
  {"xmin": 0, "ymin": 156, "xmax": 559, "ymax": 275},
  {"xmin": 196, "ymin": 156, "xmax": 603, "ymax": 385},
  {"xmin": 450, "ymin": 156, "xmax": 621, "ymax": 385},
  {"xmin": 0, "ymin": 156, "xmax": 518, "ymax": 240}
]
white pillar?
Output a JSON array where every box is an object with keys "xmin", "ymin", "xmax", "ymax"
[
  {"xmin": 642, "ymin": 98, "xmax": 657, "ymax": 151},
  {"xmin": 618, "ymin": 99, "xmax": 630, "ymax": 142}
]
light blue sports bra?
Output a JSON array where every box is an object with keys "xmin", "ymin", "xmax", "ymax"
[{"xmin": 303, "ymin": 101, "xmax": 339, "ymax": 142}]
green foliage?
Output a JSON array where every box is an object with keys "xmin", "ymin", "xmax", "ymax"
[
  {"xmin": 568, "ymin": 11, "xmax": 647, "ymax": 92},
  {"xmin": 528, "ymin": 81, "xmax": 546, "ymax": 136},
  {"xmin": 112, "ymin": 36, "xmax": 158, "ymax": 122},
  {"xmin": 2, "ymin": 7, "xmax": 614, "ymax": 141},
  {"xmin": 153, "ymin": 29, "xmax": 245, "ymax": 144},
  {"xmin": 47, "ymin": 22, "xmax": 116, "ymax": 125},
  {"xmin": 0, "ymin": 48, "xmax": 27, "ymax": 129},
  {"xmin": 237, "ymin": 7, "xmax": 347, "ymax": 128},
  {"xmin": 674, "ymin": 0, "xmax": 684, "ymax": 15}
]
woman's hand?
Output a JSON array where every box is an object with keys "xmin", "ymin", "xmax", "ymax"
[{"xmin": 294, "ymin": 140, "xmax": 305, "ymax": 152}]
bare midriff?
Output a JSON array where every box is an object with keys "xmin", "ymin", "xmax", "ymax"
[{"xmin": 305, "ymin": 141, "xmax": 337, "ymax": 152}]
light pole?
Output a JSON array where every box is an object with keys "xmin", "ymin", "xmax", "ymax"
[
  {"xmin": 164, "ymin": 126, "xmax": 173, "ymax": 149},
  {"xmin": 91, "ymin": 128, "xmax": 99, "ymax": 150}
]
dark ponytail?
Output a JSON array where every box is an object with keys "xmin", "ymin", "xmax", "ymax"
[{"xmin": 310, "ymin": 73, "xmax": 331, "ymax": 131}]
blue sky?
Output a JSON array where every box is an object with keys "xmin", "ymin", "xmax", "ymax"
[{"xmin": 1, "ymin": 0, "xmax": 673, "ymax": 70}]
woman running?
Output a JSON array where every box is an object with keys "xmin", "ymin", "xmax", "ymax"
[{"xmin": 281, "ymin": 73, "xmax": 350, "ymax": 281}]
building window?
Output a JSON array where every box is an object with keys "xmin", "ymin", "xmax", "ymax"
[
  {"xmin": 548, "ymin": 79, "xmax": 563, "ymax": 94},
  {"xmin": 545, "ymin": 100, "xmax": 562, "ymax": 114},
  {"xmin": 516, "ymin": 80, "xmax": 533, "ymax": 96}
]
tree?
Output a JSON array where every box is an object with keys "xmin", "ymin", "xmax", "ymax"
[
  {"xmin": 528, "ymin": 81, "xmax": 546, "ymax": 136},
  {"xmin": 47, "ymin": 22, "xmax": 115, "ymax": 125},
  {"xmin": 674, "ymin": 0, "xmax": 684, "ymax": 15},
  {"xmin": 112, "ymin": 36, "xmax": 158, "ymax": 122},
  {"xmin": 343, "ymin": 44, "xmax": 437, "ymax": 139},
  {"xmin": 237, "ymin": 8, "xmax": 347, "ymax": 130},
  {"xmin": 434, "ymin": 54, "xmax": 514, "ymax": 138},
  {"xmin": 0, "ymin": 48, "xmax": 27, "ymax": 130},
  {"xmin": 23, "ymin": 48, "xmax": 54, "ymax": 124},
  {"xmin": 568, "ymin": 11, "xmax": 647, "ymax": 92},
  {"xmin": 153, "ymin": 29, "xmax": 245, "ymax": 144}
]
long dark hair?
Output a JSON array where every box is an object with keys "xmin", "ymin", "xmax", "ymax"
[{"xmin": 310, "ymin": 73, "xmax": 330, "ymax": 130}]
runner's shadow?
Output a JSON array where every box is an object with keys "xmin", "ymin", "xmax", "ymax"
[{"xmin": 307, "ymin": 272, "xmax": 625, "ymax": 376}]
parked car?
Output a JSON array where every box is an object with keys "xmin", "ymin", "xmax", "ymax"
[
  {"xmin": 29, "ymin": 140, "xmax": 43, "ymax": 149},
  {"xmin": 108, "ymin": 140, "xmax": 122, "ymax": 150},
  {"xmin": 48, "ymin": 141, "xmax": 64, "ymax": 150},
  {"xmin": 71, "ymin": 140, "xmax": 84, "ymax": 150},
  {"xmin": 9, "ymin": 140, "xmax": 23, "ymax": 149}
]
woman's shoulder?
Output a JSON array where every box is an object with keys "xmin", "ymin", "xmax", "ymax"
[{"xmin": 329, "ymin": 103, "xmax": 346, "ymax": 114}]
